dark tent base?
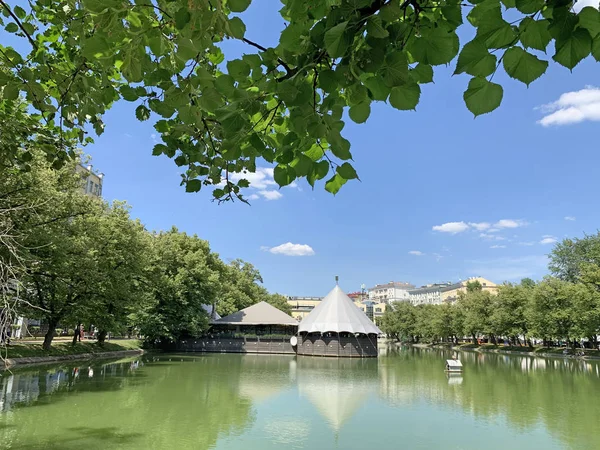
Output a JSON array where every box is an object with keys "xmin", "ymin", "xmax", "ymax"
[{"xmin": 295, "ymin": 333, "xmax": 378, "ymax": 358}]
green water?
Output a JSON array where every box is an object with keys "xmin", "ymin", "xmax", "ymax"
[{"xmin": 1, "ymin": 347, "xmax": 599, "ymax": 450}]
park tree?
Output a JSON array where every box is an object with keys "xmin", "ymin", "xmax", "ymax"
[
  {"xmin": 550, "ymin": 233, "xmax": 600, "ymax": 287},
  {"xmin": 0, "ymin": 0, "xmax": 598, "ymax": 201},
  {"xmin": 490, "ymin": 280, "xmax": 533, "ymax": 346},
  {"xmin": 569, "ymin": 282, "xmax": 600, "ymax": 346},
  {"xmin": 457, "ymin": 287, "xmax": 494, "ymax": 344},
  {"xmin": 76, "ymin": 202, "xmax": 150, "ymax": 344},
  {"xmin": 1, "ymin": 151, "xmax": 102, "ymax": 349},
  {"xmin": 265, "ymin": 293, "xmax": 293, "ymax": 316},
  {"xmin": 139, "ymin": 227, "xmax": 222, "ymax": 343},
  {"xmin": 379, "ymin": 300, "xmax": 417, "ymax": 341},
  {"xmin": 527, "ymin": 277, "xmax": 574, "ymax": 346}
]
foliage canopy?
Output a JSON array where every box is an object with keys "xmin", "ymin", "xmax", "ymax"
[{"xmin": 0, "ymin": 0, "xmax": 597, "ymax": 200}]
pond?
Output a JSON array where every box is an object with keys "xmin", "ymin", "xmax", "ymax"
[{"xmin": 1, "ymin": 347, "xmax": 599, "ymax": 449}]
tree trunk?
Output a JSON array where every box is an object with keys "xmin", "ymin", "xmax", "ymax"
[
  {"xmin": 72, "ymin": 323, "xmax": 80, "ymax": 345},
  {"xmin": 472, "ymin": 334, "xmax": 477, "ymax": 345},
  {"xmin": 490, "ymin": 334, "xmax": 497, "ymax": 345},
  {"xmin": 97, "ymin": 330, "xmax": 108, "ymax": 346},
  {"xmin": 42, "ymin": 320, "xmax": 58, "ymax": 351}
]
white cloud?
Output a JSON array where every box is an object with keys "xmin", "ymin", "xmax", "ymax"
[
  {"xmin": 540, "ymin": 235, "xmax": 558, "ymax": 245},
  {"xmin": 519, "ymin": 241, "xmax": 536, "ymax": 246},
  {"xmin": 574, "ymin": 0, "xmax": 599, "ymax": 13},
  {"xmin": 432, "ymin": 222, "xmax": 470, "ymax": 234},
  {"xmin": 408, "ymin": 250, "xmax": 424, "ymax": 256},
  {"xmin": 564, "ymin": 216, "xmax": 576, "ymax": 221},
  {"xmin": 263, "ymin": 242, "xmax": 315, "ymax": 256},
  {"xmin": 469, "ymin": 222, "xmax": 491, "ymax": 231},
  {"xmin": 480, "ymin": 233, "xmax": 506, "ymax": 241},
  {"xmin": 221, "ymin": 167, "xmax": 302, "ymax": 201},
  {"xmin": 494, "ymin": 219, "xmax": 527, "ymax": 229},
  {"xmin": 433, "ymin": 253, "xmax": 443, "ymax": 262},
  {"xmin": 538, "ymin": 86, "xmax": 600, "ymax": 126},
  {"xmin": 490, "ymin": 245, "xmax": 506, "ymax": 249},
  {"xmin": 258, "ymin": 190, "xmax": 282, "ymax": 201}
]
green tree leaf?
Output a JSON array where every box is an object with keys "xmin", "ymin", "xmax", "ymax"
[
  {"xmin": 364, "ymin": 76, "xmax": 390, "ymax": 101},
  {"xmin": 409, "ymin": 26, "xmax": 459, "ymax": 66},
  {"xmin": 502, "ymin": 47, "xmax": 548, "ymax": 86},
  {"xmin": 389, "ymin": 83, "xmax": 421, "ymax": 110},
  {"xmin": 228, "ymin": 0, "xmax": 251, "ymax": 13},
  {"xmin": 3, "ymin": 83, "xmax": 19, "ymax": 101},
  {"xmin": 348, "ymin": 101, "xmax": 370, "ymax": 123},
  {"xmin": 455, "ymin": 40, "xmax": 497, "ymax": 77},
  {"xmin": 174, "ymin": 8, "xmax": 191, "ymax": 30},
  {"xmin": 442, "ymin": 4, "xmax": 463, "ymax": 27},
  {"xmin": 410, "ymin": 64, "xmax": 434, "ymax": 84},
  {"xmin": 227, "ymin": 59, "xmax": 251, "ymax": 80},
  {"xmin": 515, "ymin": 0, "xmax": 544, "ymax": 14},
  {"xmin": 553, "ymin": 28, "xmax": 592, "ymax": 70},
  {"xmin": 381, "ymin": 51, "xmax": 409, "ymax": 87},
  {"xmin": 367, "ymin": 16, "xmax": 389, "ymax": 38},
  {"xmin": 280, "ymin": 24, "xmax": 304, "ymax": 51},
  {"xmin": 325, "ymin": 173, "xmax": 347, "ymax": 195},
  {"xmin": 463, "ymin": 77, "xmax": 503, "ymax": 116},
  {"xmin": 186, "ymin": 179, "xmax": 202, "ymax": 192},
  {"xmin": 578, "ymin": 7, "xmax": 600, "ymax": 39},
  {"xmin": 592, "ymin": 35, "xmax": 600, "ymax": 62},
  {"xmin": 198, "ymin": 88, "xmax": 223, "ymax": 112},
  {"xmin": 337, "ymin": 162, "xmax": 358, "ymax": 180},
  {"xmin": 318, "ymin": 69, "xmax": 339, "ymax": 93},
  {"xmin": 135, "ymin": 105, "xmax": 151, "ymax": 121},
  {"xmin": 519, "ymin": 18, "xmax": 552, "ymax": 52},
  {"xmin": 120, "ymin": 86, "xmax": 139, "ymax": 102},
  {"xmin": 13, "ymin": 6, "xmax": 26, "ymax": 19},
  {"xmin": 324, "ymin": 21, "xmax": 351, "ymax": 58},
  {"xmin": 5, "ymin": 23, "xmax": 18, "ymax": 33},
  {"xmin": 477, "ymin": 14, "xmax": 518, "ymax": 49},
  {"xmin": 228, "ymin": 17, "xmax": 246, "ymax": 39},
  {"xmin": 273, "ymin": 165, "xmax": 296, "ymax": 187}
]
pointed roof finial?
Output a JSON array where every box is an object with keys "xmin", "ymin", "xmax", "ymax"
[{"xmin": 335, "ymin": 275, "xmax": 339, "ymax": 285}]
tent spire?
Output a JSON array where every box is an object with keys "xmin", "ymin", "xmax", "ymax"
[{"xmin": 335, "ymin": 275, "xmax": 339, "ymax": 285}]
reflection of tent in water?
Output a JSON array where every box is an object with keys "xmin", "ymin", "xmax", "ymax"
[
  {"xmin": 296, "ymin": 357, "xmax": 378, "ymax": 432},
  {"xmin": 237, "ymin": 355, "xmax": 295, "ymax": 403}
]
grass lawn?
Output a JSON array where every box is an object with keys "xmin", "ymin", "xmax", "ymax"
[{"xmin": 3, "ymin": 339, "xmax": 142, "ymax": 359}]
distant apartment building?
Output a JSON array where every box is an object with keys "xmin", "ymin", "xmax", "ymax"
[
  {"xmin": 404, "ymin": 277, "xmax": 498, "ymax": 306},
  {"xmin": 368, "ymin": 281, "xmax": 414, "ymax": 304},
  {"xmin": 287, "ymin": 294, "xmax": 388, "ymax": 323},
  {"xmin": 76, "ymin": 164, "xmax": 104, "ymax": 197},
  {"xmin": 288, "ymin": 296, "xmax": 322, "ymax": 321}
]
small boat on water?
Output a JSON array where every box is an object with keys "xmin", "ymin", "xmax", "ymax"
[{"xmin": 445, "ymin": 359, "xmax": 463, "ymax": 373}]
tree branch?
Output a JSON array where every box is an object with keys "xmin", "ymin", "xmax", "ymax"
[{"xmin": 0, "ymin": 0, "xmax": 37, "ymax": 49}]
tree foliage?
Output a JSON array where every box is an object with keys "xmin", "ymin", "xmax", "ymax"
[
  {"xmin": 0, "ymin": 0, "xmax": 597, "ymax": 201},
  {"xmin": 3, "ymin": 146, "xmax": 290, "ymax": 349}
]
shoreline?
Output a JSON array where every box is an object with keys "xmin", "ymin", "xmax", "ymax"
[
  {"xmin": 2, "ymin": 349, "xmax": 145, "ymax": 370},
  {"xmin": 388, "ymin": 341, "xmax": 600, "ymax": 361}
]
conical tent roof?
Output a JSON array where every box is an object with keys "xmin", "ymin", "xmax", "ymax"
[
  {"xmin": 202, "ymin": 304, "xmax": 221, "ymax": 321},
  {"xmin": 211, "ymin": 301, "xmax": 298, "ymax": 326},
  {"xmin": 298, "ymin": 285, "xmax": 382, "ymax": 334}
]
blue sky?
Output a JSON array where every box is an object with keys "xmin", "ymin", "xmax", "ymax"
[{"xmin": 58, "ymin": 4, "xmax": 600, "ymax": 295}]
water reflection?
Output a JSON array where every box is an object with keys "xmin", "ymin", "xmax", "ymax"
[
  {"xmin": 296, "ymin": 357, "xmax": 377, "ymax": 432},
  {"xmin": 0, "ymin": 350, "xmax": 599, "ymax": 449}
]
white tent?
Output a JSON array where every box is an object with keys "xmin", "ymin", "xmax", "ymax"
[
  {"xmin": 211, "ymin": 301, "xmax": 297, "ymax": 326},
  {"xmin": 202, "ymin": 304, "xmax": 221, "ymax": 321},
  {"xmin": 298, "ymin": 285, "xmax": 382, "ymax": 335}
]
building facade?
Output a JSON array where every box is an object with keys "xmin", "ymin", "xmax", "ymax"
[
  {"xmin": 76, "ymin": 164, "xmax": 104, "ymax": 197},
  {"xmin": 288, "ymin": 295, "xmax": 388, "ymax": 323},
  {"xmin": 402, "ymin": 277, "xmax": 498, "ymax": 306},
  {"xmin": 367, "ymin": 282, "xmax": 414, "ymax": 304}
]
